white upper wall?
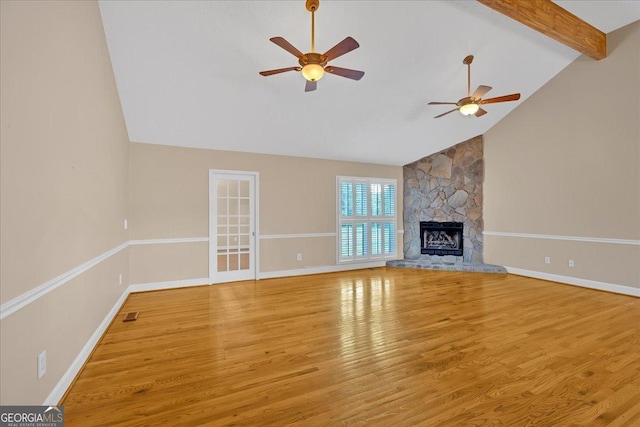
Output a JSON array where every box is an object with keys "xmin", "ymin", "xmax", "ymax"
[{"xmin": 98, "ymin": 1, "xmax": 640, "ymax": 166}]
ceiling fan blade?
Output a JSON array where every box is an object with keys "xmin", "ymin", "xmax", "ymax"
[
  {"xmin": 475, "ymin": 107, "xmax": 488, "ymax": 117},
  {"xmin": 305, "ymin": 80, "xmax": 317, "ymax": 92},
  {"xmin": 434, "ymin": 108, "xmax": 459, "ymax": 119},
  {"xmin": 323, "ymin": 37, "xmax": 359, "ymax": 61},
  {"xmin": 269, "ymin": 37, "xmax": 304, "ymax": 59},
  {"xmin": 259, "ymin": 66, "xmax": 300, "ymax": 76},
  {"xmin": 428, "ymin": 102, "xmax": 457, "ymax": 105},
  {"xmin": 325, "ymin": 66, "xmax": 364, "ymax": 81},
  {"xmin": 481, "ymin": 93, "xmax": 521, "ymax": 104},
  {"xmin": 471, "ymin": 85, "xmax": 492, "ymax": 100}
]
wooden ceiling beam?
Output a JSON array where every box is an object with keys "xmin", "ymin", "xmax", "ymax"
[{"xmin": 476, "ymin": 0, "xmax": 607, "ymax": 60}]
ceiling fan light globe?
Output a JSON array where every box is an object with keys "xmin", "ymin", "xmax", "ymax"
[
  {"xmin": 459, "ymin": 103, "xmax": 479, "ymax": 116},
  {"xmin": 301, "ymin": 63, "xmax": 325, "ymax": 81}
]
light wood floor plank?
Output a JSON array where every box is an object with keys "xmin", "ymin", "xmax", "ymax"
[{"xmin": 61, "ymin": 268, "xmax": 640, "ymax": 426}]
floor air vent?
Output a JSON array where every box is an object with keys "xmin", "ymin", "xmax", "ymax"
[{"xmin": 123, "ymin": 312, "xmax": 139, "ymax": 322}]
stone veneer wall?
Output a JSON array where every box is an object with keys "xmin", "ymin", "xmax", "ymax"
[{"xmin": 404, "ymin": 135, "xmax": 484, "ymax": 263}]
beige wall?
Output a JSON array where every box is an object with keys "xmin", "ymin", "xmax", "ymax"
[
  {"xmin": 129, "ymin": 242, "xmax": 208, "ymax": 284},
  {"xmin": 484, "ymin": 21, "xmax": 640, "ymax": 288},
  {"xmin": 129, "ymin": 143, "xmax": 403, "ymax": 282},
  {"xmin": 0, "ymin": 1, "xmax": 129, "ymax": 404}
]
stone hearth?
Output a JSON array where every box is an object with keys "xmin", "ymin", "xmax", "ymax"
[{"xmin": 387, "ymin": 259, "xmax": 507, "ymax": 274}]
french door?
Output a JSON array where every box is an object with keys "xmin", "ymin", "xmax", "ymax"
[{"xmin": 209, "ymin": 171, "xmax": 257, "ymax": 283}]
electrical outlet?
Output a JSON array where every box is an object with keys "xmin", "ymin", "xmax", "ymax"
[
  {"xmin": 37, "ymin": 350, "xmax": 46, "ymax": 379},
  {"xmin": 568, "ymin": 260, "xmax": 575, "ymax": 268},
  {"xmin": 296, "ymin": 253, "xmax": 302, "ymax": 261},
  {"xmin": 544, "ymin": 257, "xmax": 551, "ymax": 264},
  {"xmin": 119, "ymin": 273, "xmax": 123, "ymax": 285}
]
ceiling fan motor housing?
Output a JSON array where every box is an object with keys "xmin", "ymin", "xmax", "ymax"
[{"xmin": 299, "ymin": 52, "xmax": 327, "ymax": 68}]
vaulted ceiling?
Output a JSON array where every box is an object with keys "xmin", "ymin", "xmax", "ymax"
[{"xmin": 98, "ymin": 1, "xmax": 640, "ymax": 166}]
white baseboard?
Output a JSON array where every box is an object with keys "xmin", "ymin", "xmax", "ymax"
[
  {"xmin": 44, "ymin": 288, "xmax": 131, "ymax": 405},
  {"xmin": 258, "ymin": 261, "xmax": 388, "ymax": 280},
  {"xmin": 506, "ymin": 267, "xmax": 640, "ymax": 297},
  {"xmin": 128, "ymin": 278, "xmax": 210, "ymax": 293}
]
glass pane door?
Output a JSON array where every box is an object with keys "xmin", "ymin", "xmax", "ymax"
[{"xmin": 210, "ymin": 173, "xmax": 255, "ymax": 283}]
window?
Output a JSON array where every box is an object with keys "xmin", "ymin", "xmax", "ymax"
[{"xmin": 337, "ymin": 176, "xmax": 397, "ymax": 262}]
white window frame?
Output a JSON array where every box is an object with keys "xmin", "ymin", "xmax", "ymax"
[{"xmin": 336, "ymin": 176, "xmax": 397, "ymax": 263}]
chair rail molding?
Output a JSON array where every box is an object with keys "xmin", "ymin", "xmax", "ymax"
[{"xmin": 483, "ymin": 231, "xmax": 640, "ymax": 246}]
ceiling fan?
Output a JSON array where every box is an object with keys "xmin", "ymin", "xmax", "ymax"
[
  {"xmin": 428, "ymin": 55, "xmax": 521, "ymax": 118},
  {"xmin": 259, "ymin": 0, "xmax": 364, "ymax": 92}
]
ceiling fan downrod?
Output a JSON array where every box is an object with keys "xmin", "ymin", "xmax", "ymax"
[
  {"xmin": 307, "ymin": 0, "xmax": 319, "ymax": 53},
  {"xmin": 463, "ymin": 55, "xmax": 474, "ymax": 97}
]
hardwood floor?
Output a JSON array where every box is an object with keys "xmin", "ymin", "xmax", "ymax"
[{"xmin": 62, "ymin": 268, "xmax": 640, "ymax": 426}]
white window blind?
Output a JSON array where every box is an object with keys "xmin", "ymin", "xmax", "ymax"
[{"xmin": 337, "ymin": 177, "xmax": 397, "ymax": 263}]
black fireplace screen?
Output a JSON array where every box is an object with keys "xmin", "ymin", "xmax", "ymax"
[{"xmin": 420, "ymin": 221, "xmax": 463, "ymax": 256}]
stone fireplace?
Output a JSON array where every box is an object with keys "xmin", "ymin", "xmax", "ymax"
[
  {"xmin": 387, "ymin": 135, "xmax": 506, "ymax": 273},
  {"xmin": 402, "ymin": 135, "xmax": 484, "ymax": 263}
]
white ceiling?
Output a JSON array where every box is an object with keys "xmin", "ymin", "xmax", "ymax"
[{"xmin": 98, "ymin": 1, "xmax": 640, "ymax": 166}]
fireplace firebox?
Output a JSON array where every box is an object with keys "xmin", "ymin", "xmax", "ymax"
[{"xmin": 420, "ymin": 221, "xmax": 463, "ymax": 256}]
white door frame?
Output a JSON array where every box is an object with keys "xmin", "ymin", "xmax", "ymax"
[{"xmin": 209, "ymin": 169, "xmax": 259, "ymax": 283}]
